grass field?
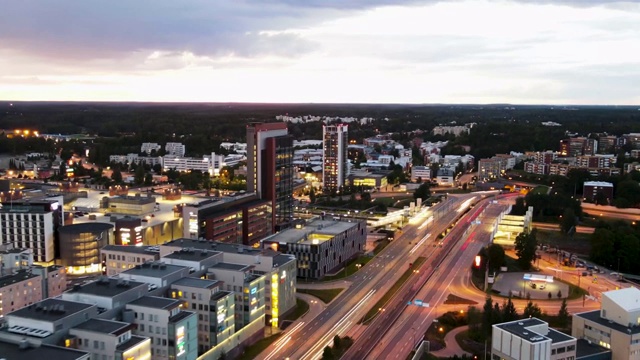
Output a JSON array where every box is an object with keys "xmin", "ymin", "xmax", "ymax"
[{"xmin": 297, "ymin": 288, "xmax": 344, "ymax": 304}]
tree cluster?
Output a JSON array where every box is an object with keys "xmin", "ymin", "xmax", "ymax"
[
  {"xmin": 321, "ymin": 335, "xmax": 353, "ymax": 360},
  {"xmin": 590, "ymin": 221, "xmax": 640, "ymax": 275}
]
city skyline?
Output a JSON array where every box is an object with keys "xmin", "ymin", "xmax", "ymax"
[{"xmin": 1, "ymin": 0, "xmax": 639, "ymax": 105}]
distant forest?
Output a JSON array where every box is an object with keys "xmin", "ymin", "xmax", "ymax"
[{"xmin": 1, "ymin": 102, "xmax": 640, "ymax": 164}]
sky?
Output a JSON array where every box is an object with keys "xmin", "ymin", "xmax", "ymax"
[{"xmin": 1, "ymin": 0, "xmax": 639, "ymax": 105}]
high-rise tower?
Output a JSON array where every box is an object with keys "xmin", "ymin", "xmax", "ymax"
[
  {"xmin": 322, "ymin": 124, "xmax": 349, "ymax": 193},
  {"xmin": 246, "ymin": 123, "xmax": 294, "ymax": 230}
]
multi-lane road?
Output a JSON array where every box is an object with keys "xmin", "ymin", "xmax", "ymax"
[{"xmin": 258, "ymin": 194, "xmax": 479, "ymax": 360}]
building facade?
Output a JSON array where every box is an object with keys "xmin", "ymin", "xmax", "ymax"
[
  {"xmin": 126, "ymin": 296, "xmax": 198, "ymax": 360},
  {"xmin": 58, "ymin": 223, "xmax": 113, "ymax": 275},
  {"xmin": 492, "ymin": 318, "xmax": 577, "ymax": 360},
  {"xmin": 261, "ymin": 218, "xmax": 366, "ymax": 279},
  {"xmin": 69, "ymin": 318, "xmax": 151, "ymax": 360},
  {"xmin": 101, "ymin": 245, "xmax": 160, "ymax": 276},
  {"xmin": 583, "ymin": 181, "xmax": 614, "ymax": 204},
  {"xmin": 322, "ymin": 124, "xmax": 349, "ymax": 193},
  {"xmin": 246, "ymin": 122, "xmax": 294, "ymax": 230},
  {"xmin": 0, "ymin": 271, "xmax": 42, "ymax": 317}
]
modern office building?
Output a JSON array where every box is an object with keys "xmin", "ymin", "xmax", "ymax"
[
  {"xmin": 58, "ymin": 223, "xmax": 113, "ymax": 275},
  {"xmin": 572, "ymin": 287, "xmax": 640, "ymax": 360},
  {"xmin": 101, "ymin": 244, "xmax": 161, "ymax": 276},
  {"xmin": 0, "ymin": 271, "xmax": 42, "ymax": 318},
  {"xmin": 161, "ymin": 248, "xmax": 222, "ymax": 274},
  {"xmin": 246, "ymin": 122, "xmax": 294, "ymax": 229},
  {"xmin": 478, "ymin": 157, "xmax": 505, "ymax": 182},
  {"xmin": 126, "ymin": 296, "xmax": 198, "ymax": 360},
  {"xmin": 208, "ymin": 263, "xmax": 266, "ymax": 331},
  {"xmin": 100, "ymin": 194, "xmax": 156, "ymax": 216},
  {"xmin": 182, "ymin": 193, "xmax": 272, "ymax": 246},
  {"xmin": 350, "ymin": 170, "xmax": 389, "ymax": 189},
  {"xmin": 169, "ymin": 277, "xmax": 234, "ymax": 354},
  {"xmin": 69, "ymin": 318, "xmax": 151, "ymax": 360},
  {"xmin": 0, "ymin": 198, "xmax": 63, "ymax": 262},
  {"xmin": 322, "ymin": 124, "xmax": 349, "ymax": 193},
  {"xmin": 261, "ymin": 217, "xmax": 366, "ymax": 279},
  {"xmin": 492, "ymin": 317, "xmax": 577, "ymax": 360},
  {"xmin": 161, "ymin": 239, "xmax": 297, "ymax": 327}
]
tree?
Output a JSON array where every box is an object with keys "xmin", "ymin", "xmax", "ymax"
[
  {"xmin": 413, "ymin": 182, "xmax": 431, "ymax": 201},
  {"xmin": 557, "ymin": 290, "xmax": 562, "ymax": 299},
  {"xmin": 481, "ymin": 296, "xmax": 494, "ymax": 335},
  {"xmin": 134, "ymin": 165, "xmax": 145, "ymax": 185},
  {"xmin": 511, "ymin": 197, "xmax": 526, "ymax": 215},
  {"xmin": 309, "ymin": 187, "xmax": 316, "ymax": 204},
  {"xmin": 523, "ymin": 300, "xmax": 542, "ymax": 318},
  {"xmin": 322, "ymin": 346, "xmax": 334, "ymax": 360},
  {"xmin": 501, "ymin": 296, "xmax": 518, "ymax": 322},
  {"xmin": 557, "ymin": 299, "xmax": 570, "ymax": 328},
  {"xmin": 144, "ymin": 172, "xmax": 153, "ymax": 186},
  {"xmin": 561, "ymin": 207, "xmax": 577, "ymax": 235},
  {"xmin": 111, "ymin": 168, "xmax": 123, "ymax": 183},
  {"xmin": 514, "ymin": 229, "xmax": 538, "ymax": 270},
  {"xmin": 333, "ymin": 335, "xmax": 342, "ymax": 350},
  {"xmin": 486, "ymin": 244, "xmax": 506, "ymax": 272}
]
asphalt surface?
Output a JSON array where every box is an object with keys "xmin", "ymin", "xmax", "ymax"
[{"xmin": 256, "ymin": 194, "xmax": 477, "ymax": 360}]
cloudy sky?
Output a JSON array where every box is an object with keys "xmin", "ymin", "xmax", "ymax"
[{"xmin": 1, "ymin": 0, "xmax": 639, "ymax": 104}]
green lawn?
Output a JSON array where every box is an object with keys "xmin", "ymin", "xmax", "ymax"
[
  {"xmin": 282, "ymin": 298, "xmax": 309, "ymax": 322},
  {"xmin": 530, "ymin": 185, "xmax": 550, "ymax": 195},
  {"xmin": 237, "ymin": 333, "xmax": 283, "ymax": 360},
  {"xmin": 297, "ymin": 288, "xmax": 344, "ymax": 304},
  {"xmin": 360, "ymin": 256, "xmax": 426, "ymax": 324},
  {"xmin": 322, "ymin": 255, "xmax": 374, "ymax": 281}
]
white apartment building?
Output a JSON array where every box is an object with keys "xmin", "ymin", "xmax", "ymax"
[
  {"xmin": 165, "ymin": 142, "xmax": 186, "ymax": 157},
  {"xmin": 126, "ymin": 296, "xmax": 198, "ymax": 360},
  {"xmin": 573, "ymin": 287, "xmax": 640, "ymax": 360},
  {"xmin": 61, "ymin": 277, "xmax": 148, "ymax": 311},
  {"xmin": 492, "ymin": 318, "xmax": 577, "ymax": 360},
  {"xmin": 162, "ymin": 152, "xmax": 226, "ymax": 176},
  {"xmin": 70, "ymin": 318, "xmax": 151, "ymax": 360},
  {"xmin": 411, "ymin": 166, "xmax": 431, "ymax": 182},
  {"xmin": 141, "ymin": 143, "xmax": 161, "ymax": 154}
]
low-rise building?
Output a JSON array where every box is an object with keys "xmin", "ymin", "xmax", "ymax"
[
  {"xmin": 0, "ymin": 341, "xmax": 90, "ymax": 360},
  {"xmin": 32, "ymin": 264, "xmax": 67, "ymax": 298},
  {"xmin": 583, "ymin": 181, "xmax": 614, "ymax": 204},
  {"xmin": 101, "ymin": 245, "xmax": 160, "ymax": 276},
  {"xmin": 492, "ymin": 317, "xmax": 577, "ymax": 360},
  {"xmin": 0, "ymin": 271, "xmax": 42, "ymax": 317},
  {"xmin": 410, "ymin": 166, "xmax": 431, "ymax": 183},
  {"xmin": 0, "ymin": 248, "xmax": 33, "ymax": 275},
  {"xmin": 117, "ymin": 262, "xmax": 191, "ymax": 289},
  {"xmin": 100, "ymin": 194, "xmax": 156, "ymax": 216},
  {"xmin": 2, "ymin": 298, "xmax": 99, "ymax": 345},
  {"xmin": 69, "ymin": 318, "xmax": 151, "ymax": 360},
  {"xmin": 161, "ymin": 248, "xmax": 222, "ymax": 275},
  {"xmin": 61, "ymin": 277, "xmax": 148, "ymax": 312},
  {"xmin": 572, "ymin": 287, "xmax": 640, "ymax": 359},
  {"xmin": 126, "ymin": 296, "xmax": 198, "ymax": 360},
  {"xmin": 261, "ymin": 217, "xmax": 366, "ymax": 279},
  {"xmin": 524, "ymin": 161, "xmax": 549, "ymax": 175}
]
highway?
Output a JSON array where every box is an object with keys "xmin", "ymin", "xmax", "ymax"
[
  {"xmin": 343, "ymin": 196, "xmax": 494, "ymax": 359},
  {"xmin": 257, "ymin": 194, "xmax": 479, "ymax": 360}
]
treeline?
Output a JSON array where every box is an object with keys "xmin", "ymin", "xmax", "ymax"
[{"xmin": 590, "ymin": 221, "xmax": 640, "ymax": 274}]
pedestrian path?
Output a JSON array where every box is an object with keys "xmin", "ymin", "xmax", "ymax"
[{"xmin": 429, "ymin": 325, "xmax": 472, "ymax": 358}]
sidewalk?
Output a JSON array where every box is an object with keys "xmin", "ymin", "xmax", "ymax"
[{"xmin": 430, "ymin": 325, "xmax": 472, "ymax": 358}]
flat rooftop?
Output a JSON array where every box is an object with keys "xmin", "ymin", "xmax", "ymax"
[
  {"xmin": 9, "ymin": 298, "xmax": 94, "ymax": 322},
  {"xmin": 120, "ymin": 262, "xmax": 187, "ymax": 277},
  {"xmin": 211, "ymin": 290, "xmax": 232, "ymax": 301},
  {"xmin": 262, "ymin": 219, "xmax": 362, "ymax": 245},
  {"xmin": 101, "ymin": 244, "xmax": 160, "ymax": 255},
  {"xmin": 575, "ymin": 338, "xmax": 611, "ymax": 358},
  {"xmin": 117, "ymin": 335, "xmax": 149, "ymax": 352},
  {"xmin": 0, "ymin": 342, "xmax": 89, "ymax": 360},
  {"xmin": 210, "ymin": 262, "xmax": 252, "ymax": 272},
  {"xmin": 495, "ymin": 318, "xmax": 552, "ymax": 343},
  {"xmin": 163, "ymin": 238, "xmax": 260, "ymax": 255},
  {"xmin": 72, "ymin": 319, "xmax": 131, "ymax": 335},
  {"xmin": 66, "ymin": 277, "xmax": 146, "ymax": 297},
  {"xmin": 172, "ymin": 277, "xmax": 221, "ymax": 290},
  {"xmin": 164, "ymin": 249, "xmax": 221, "ymax": 262},
  {"xmin": 575, "ymin": 310, "xmax": 640, "ymax": 335},
  {"xmin": 128, "ymin": 296, "xmax": 181, "ymax": 310},
  {"xmin": 0, "ymin": 271, "xmax": 40, "ymax": 288}
]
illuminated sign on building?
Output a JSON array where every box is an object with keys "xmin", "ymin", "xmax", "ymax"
[
  {"xmin": 271, "ymin": 273, "xmax": 279, "ymax": 328},
  {"xmin": 176, "ymin": 326, "xmax": 186, "ymax": 356},
  {"xmin": 250, "ymin": 287, "xmax": 257, "ymax": 295},
  {"xmin": 188, "ymin": 212, "xmax": 198, "ymax": 237}
]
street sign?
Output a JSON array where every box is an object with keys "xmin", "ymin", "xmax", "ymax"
[
  {"xmin": 422, "ymin": 302, "xmax": 430, "ymax": 308},
  {"xmin": 414, "ymin": 299, "xmax": 423, "ymax": 306}
]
